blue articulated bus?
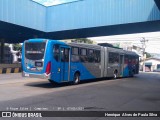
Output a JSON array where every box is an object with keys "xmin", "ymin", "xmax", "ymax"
[{"xmin": 22, "ymin": 39, "xmax": 139, "ymax": 84}]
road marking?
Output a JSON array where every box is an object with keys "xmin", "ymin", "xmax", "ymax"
[
  {"xmin": 14, "ymin": 68, "xmax": 19, "ymax": 73},
  {"xmin": 0, "ymin": 67, "xmax": 21, "ymax": 74},
  {"xmin": 6, "ymin": 68, "xmax": 11, "ymax": 73}
]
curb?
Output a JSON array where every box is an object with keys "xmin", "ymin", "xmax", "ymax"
[{"xmin": 0, "ymin": 67, "xmax": 21, "ymax": 74}]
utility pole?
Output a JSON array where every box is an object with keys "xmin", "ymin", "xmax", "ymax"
[{"xmin": 140, "ymin": 37, "xmax": 148, "ymax": 72}]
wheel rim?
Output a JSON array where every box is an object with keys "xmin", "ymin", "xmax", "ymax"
[
  {"xmin": 114, "ymin": 73, "xmax": 117, "ymax": 79},
  {"xmin": 74, "ymin": 74, "xmax": 79, "ymax": 84},
  {"xmin": 114, "ymin": 71, "xmax": 117, "ymax": 79}
]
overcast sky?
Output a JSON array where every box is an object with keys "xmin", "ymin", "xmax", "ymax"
[{"xmin": 89, "ymin": 32, "xmax": 160, "ymax": 54}]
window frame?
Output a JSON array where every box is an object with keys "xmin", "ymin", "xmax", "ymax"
[
  {"xmin": 109, "ymin": 52, "xmax": 119, "ymax": 64},
  {"xmin": 53, "ymin": 44, "xmax": 60, "ymax": 62},
  {"xmin": 80, "ymin": 48, "xmax": 87, "ymax": 56},
  {"xmin": 95, "ymin": 50, "xmax": 101, "ymax": 63}
]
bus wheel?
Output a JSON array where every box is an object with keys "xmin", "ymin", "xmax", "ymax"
[
  {"xmin": 113, "ymin": 71, "xmax": 118, "ymax": 79},
  {"xmin": 73, "ymin": 73, "xmax": 80, "ymax": 85}
]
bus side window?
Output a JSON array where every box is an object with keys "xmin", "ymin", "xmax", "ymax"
[
  {"xmin": 109, "ymin": 52, "xmax": 119, "ymax": 64},
  {"xmin": 95, "ymin": 50, "xmax": 100, "ymax": 63},
  {"xmin": 80, "ymin": 48, "xmax": 87, "ymax": 62},
  {"xmin": 64, "ymin": 48, "xmax": 69, "ymax": 62},
  {"xmin": 72, "ymin": 47, "xmax": 79, "ymax": 55},
  {"xmin": 115, "ymin": 53, "xmax": 119, "ymax": 63},
  {"xmin": 128, "ymin": 56, "xmax": 132, "ymax": 64},
  {"xmin": 61, "ymin": 48, "xmax": 69, "ymax": 62},
  {"xmin": 125, "ymin": 55, "xmax": 128, "ymax": 64},
  {"xmin": 53, "ymin": 45, "xmax": 60, "ymax": 62},
  {"xmin": 132, "ymin": 56, "xmax": 136, "ymax": 64},
  {"xmin": 88, "ymin": 49, "xmax": 94, "ymax": 63},
  {"xmin": 71, "ymin": 47, "xmax": 80, "ymax": 62},
  {"xmin": 109, "ymin": 53, "xmax": 113, "ymax": 63},
  {"xmin": 135, "ymin": 58, "xmax": 139, "ymax": 64}
]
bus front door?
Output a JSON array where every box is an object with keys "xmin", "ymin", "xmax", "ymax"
[{"xmin": 60, "ymin": 46, "xmax": 70, "ymax": 82}]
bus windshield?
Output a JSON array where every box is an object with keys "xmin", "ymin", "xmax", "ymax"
[{"xmin": 25, "ymin": 42, "xmax": 46, "ymax": 60}]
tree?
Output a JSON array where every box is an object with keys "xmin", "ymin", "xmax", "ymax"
[
  {"xmin": 13, "ymin": 44, "xmax": 22, "ymax": 51},
  {"xmin": 145, "ymin": 52, "xmax": 152, "ymax": 58},
  {"xmin": 71, "ymin": 38, "xmax": 93, "ymax": 44}
]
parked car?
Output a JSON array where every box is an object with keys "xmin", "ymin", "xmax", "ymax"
[{"xmin": 145, "ymin": 67, "xmax": 151, "ymax": 72}]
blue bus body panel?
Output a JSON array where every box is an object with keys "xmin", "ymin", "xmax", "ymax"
[
  {"xmin": 70, "ymin": 63, "xmax": 96, "ymax": 81},
  {"xmin": 49, "ymin": 42, "xmax": 96, "ymax": 83},
  {"xmin": 21, "ymin": 43, "xmax": 25, "ymax": 72},
  {"xmin": 123, "ymin": 63, "xmax": 136, "ymax": 77},
  {"xmin": 50, "ymin": 62, "xmax": 96, "ymax": 83},
  {"xmin": 123, "ymin": 65, "xmax": 129, "ymax": 77}
]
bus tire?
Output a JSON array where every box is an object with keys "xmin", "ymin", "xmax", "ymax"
[
  {"xmin": 73, "ymin": 73, "xmax": 80, "ymax": 85},
  {"xmin": 113, "ymin": 70, "xmax": 118, "ymax": 79}
]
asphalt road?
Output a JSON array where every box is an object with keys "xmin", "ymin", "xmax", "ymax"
[{"xmin": 0, "ymin": 72, "xmax": 160, "ymax": 120}]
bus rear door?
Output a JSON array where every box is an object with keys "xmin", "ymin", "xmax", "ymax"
[
  {"xmin": 60, "ymin": 46, "xmax": 71, "ymax": 82},
  {"xmin": 119, "ymin": 54, "xmax": 124, "ymax": 77}
]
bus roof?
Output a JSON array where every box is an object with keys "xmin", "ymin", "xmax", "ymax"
[
  {"xmin": 25, "ymin": 39, "xmax": 65, "ymax": 45},
  {"xmin": 67, "ymin": 42, "xmax": 101, "ymax": 50}
]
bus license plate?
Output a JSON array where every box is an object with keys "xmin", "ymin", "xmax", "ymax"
[
  {"xmin": 35, "ymin": 62, "xmax": 43, "ymax": 67},
  {"xmin": 25, "ymin": 73, "xmax": 29, "ymax": 77}
]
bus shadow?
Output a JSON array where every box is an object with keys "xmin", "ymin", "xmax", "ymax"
[
  {"xmin": 25, "ymin": 81, "xmax": 71, "ymax": 88},
  {"xmin": 79, "ymin": 76, "xmax": 134, "ymax": 84},
  {"xmin": 79, "ymin": 77, "xmax": 113, "ymax": 84},
  {"xmin": 24, "ymin": 77, "xmax": 127, "ymax": 89}
]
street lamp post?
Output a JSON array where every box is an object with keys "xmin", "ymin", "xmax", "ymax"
[{"xmin": 140, "ymin": 37, "xmax": 148, "ymax": 72}]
